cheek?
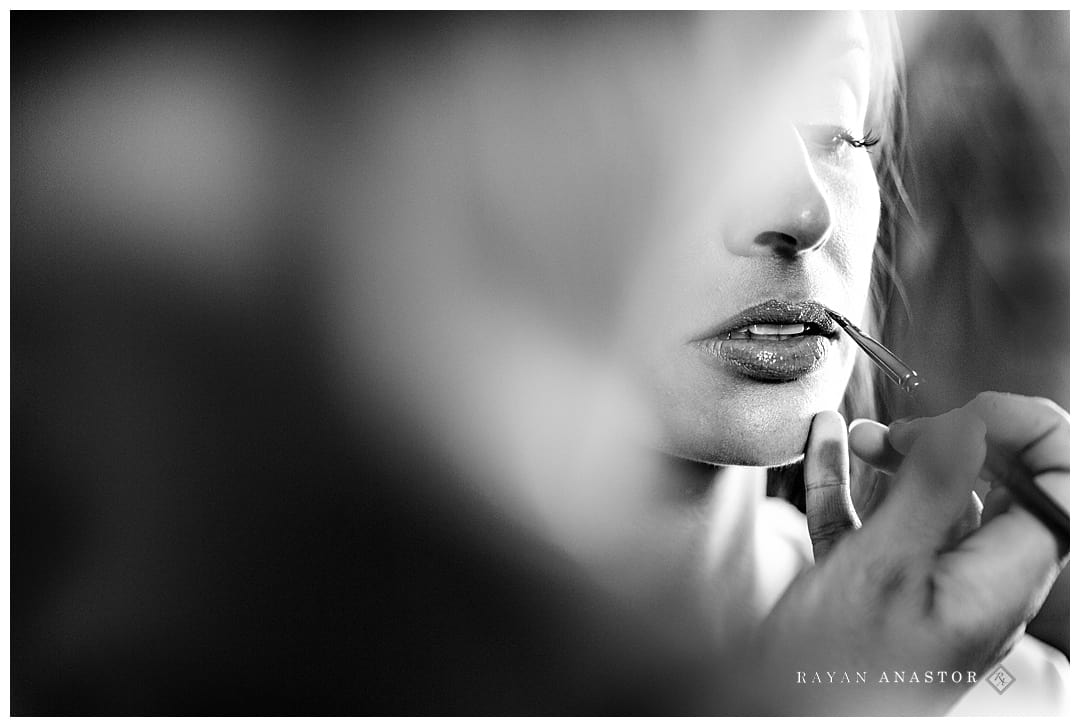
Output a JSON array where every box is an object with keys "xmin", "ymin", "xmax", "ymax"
[
  {"xmin": 831, "ymin": 159, "xmax": 881, "ymax": 304},
  {"xmin": 854, "ymin": 161, "xmax": 882, "ymax": 254}
]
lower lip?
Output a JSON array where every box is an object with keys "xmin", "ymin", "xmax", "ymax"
[{"xmin": 695, "ymin": 335, "xmax": 831, "ymax": 381}]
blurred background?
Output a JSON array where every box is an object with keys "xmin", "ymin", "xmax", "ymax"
[
  {"xmin": 890, "ymin": 11, "xmax": 1069, "ymax": 410},
  {"xmin": 889, "ymin": 12, "xmax": 1070, "ymax": 653},
  {"xmin": 10, "ymin": 11, "xmax": 1069, "ymax": 714}
]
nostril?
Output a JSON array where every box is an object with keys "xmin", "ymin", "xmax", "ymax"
[{"xmin": 753, "ymin": 231, "xmax": 801, "ymax": 257}]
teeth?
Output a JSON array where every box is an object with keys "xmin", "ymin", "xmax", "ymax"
[{"xmin": 748, "ymin": 323, "xmax": 808, "ymax": 336}]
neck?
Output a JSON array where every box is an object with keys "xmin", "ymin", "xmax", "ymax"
[
  {"xmin": 533, "ymin": 440, "xmax": 765, "ymax": 608},
  {"xmin": 655, "ymin": 451, "xmax": 725, "ymax": 505}
]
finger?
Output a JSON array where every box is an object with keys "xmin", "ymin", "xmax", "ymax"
[
  {"xmin": 963, "ymin": 391, "xmax": 1069, "ymax": 465},
  {"xmin": 943, "ymin": 490, "xmax": 984, "ymax": 550},
  {"xmin": 961, "ymin": 392, "xmax": 1069, "ymax": 512},
  {"xmin": 887, "ymin": 416, "xmax": 930, "ymax": 455},
  {"xmin": 988, "ymin": 468, "xmax": 1070, "ymax": 553},
  {"xmin": 893, "ymin": 395, "xmax": 1070, "ymax": 543},
  {"xmin": 944, "ymin": 495, "xmax": 1067, "ymax": 627},
  {"xmin": 804, "ymin": 410, "xmax": 859, "ymax": 561},
  {"xmin": 852, "ymin": 418, "xmax": 982, "ymax": 533},
  {"xmin": 872, "ymin": 408, "xmax": 987, "ymax": 556},
  {"xmin": 889, "ymin": 415, "xmax": 1008, "ymax": 486},
  {"xmin": 982, "ymin": 484, "xmax": 1013, "ymax": 523},
  {"xmin": 849, "ymin": 418, "xmax": 904, "ymax": 474},
  {"xmin": 847, "ymin": 419, "xmax": 897, "ymax": 519},
  {"xmin": 891, "ymin": 393, "xmax": 1069, "ymax": 488}
]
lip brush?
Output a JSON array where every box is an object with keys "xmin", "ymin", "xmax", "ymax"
[
  {"xmin": 823, "ymin": 308, "xmax": 922, "ymax": 397},
  {"xmin": 823, "ymin": 307, "xmax": 1069, "ymax": 544}
]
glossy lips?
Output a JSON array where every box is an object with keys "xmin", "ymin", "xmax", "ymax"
[{"xmin": 694, "ymin": 299, "xmax": 839, "ymax": 382}]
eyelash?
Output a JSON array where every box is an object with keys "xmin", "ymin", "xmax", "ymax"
[
  {"xmin": 837, "ymin": 128, "xmax": 880, "ymax": 149},
  {"xmin": 800, "ymin": 125, "xmax": 881, "ymax": 155}
]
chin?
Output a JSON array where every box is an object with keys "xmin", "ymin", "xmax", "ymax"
[
  {"xmin": 647, "ymin": 367, "xmax": 852, "ymax": 467},
  {"xmin": 639, "ymin": 341, "xmax": 856, "ymax": 467},
  {"xmin": 655, "ymin": 406, "xmax": 813, "ymax": 467}
]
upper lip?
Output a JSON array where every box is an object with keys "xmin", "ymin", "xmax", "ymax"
[{"xmin": 694, "ymin": 299, "xmax": 839, "ymax": 341}]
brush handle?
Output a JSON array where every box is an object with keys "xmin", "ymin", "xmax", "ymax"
[
  {"xmin": 854, "ymin": 335, "xmax": 921, "ymax": 395},
  {"xmin": 829, "ymin": 313, "xmax": 921, "ymax": 395},
  {"xmin": 996, "ymin": 463, "xmax": 1070, "ymax": 547}
]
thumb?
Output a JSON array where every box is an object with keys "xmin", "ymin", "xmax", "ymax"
[
  {"xmin": 873, "ymin": 408, "xmax": 987, "ymax": 556},
  {"xmin": 804, "ymin": 410, "xmax": 860, "ymax": 561},
  {"xmin": 849, "ymin": 418, "xmax": 904, "ymax": 475}
]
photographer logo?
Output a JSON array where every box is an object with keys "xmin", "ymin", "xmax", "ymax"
[{"xmin": 985, "ymin": 665, "xmax": 1016, "ymax": 694}]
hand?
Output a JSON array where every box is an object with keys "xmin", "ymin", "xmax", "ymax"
[
  {"xmin": 847, "ymin": 416, "xmax": 983, "ymax": 549},
  {"xmin": 745, "ymin": 393, "xmax": 1069, "ymax": 715}
]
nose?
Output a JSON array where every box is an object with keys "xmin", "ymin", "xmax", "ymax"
[{"xmin": 721, "ymin": 124, "xmax": 833, "ymax": 258}]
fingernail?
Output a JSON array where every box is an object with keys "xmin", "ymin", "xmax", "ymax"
[
  {"xmin": 848, "ymin": 417, "xmax": 885, "ymax": 433},
  {"xmin": 888, "ymin": 416, "xmax": 916, "ymax": 433}
]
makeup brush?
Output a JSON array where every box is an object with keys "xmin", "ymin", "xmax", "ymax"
[
  {"xmin": 824, "ymin": 308, "xmax": 922, "ymax": 398},
  {"xmin": 824, "ymin": 307, "xmax": 1069, "ymax": 544}
]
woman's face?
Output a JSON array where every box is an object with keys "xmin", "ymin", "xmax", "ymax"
[{"xmin": 622, "ymin": 11, "xmax": 881, "ymax": 466}]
